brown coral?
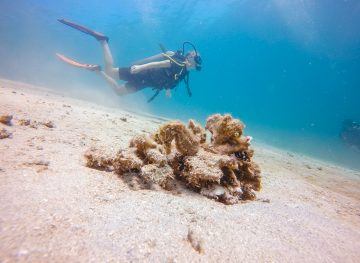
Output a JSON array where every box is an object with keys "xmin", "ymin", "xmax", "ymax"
[
  {"xmin": 153, "ymin": 121, "xmax": 200, "ymax": 156},
  {"xmin": 206, "ymin": 115, "xmax": 252, "ymax": 152},
  {"xmin": 130, "ymin": 135, "xmax": 167, "ymax": 165},
  {"xmin": 112, "ymin": 149, "xmax": 143, "ymax": 174},
  {"xmin": 141, "ymin": 164, "xmax": 174, "ymax": 189},
  {"xmin": 84, "ymin": 114, "xmax": 262, "ymax": 204},
  {"xmin": 84, "ymin": 148, "xmax": 113, "ymax": 171},
  {"xmin": 187, "ymin": 119, "xmax": 206, "ymax": 144}
]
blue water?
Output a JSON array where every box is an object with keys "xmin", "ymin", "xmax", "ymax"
[{"xmin": 1, "ymin": 0, "xmax": 359, "ymax": 170}]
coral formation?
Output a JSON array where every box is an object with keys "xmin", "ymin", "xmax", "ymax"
[
  {"xmin": 84, "ymin": 148, "xmax": 114, "ymax": 171},
  {"xmin": 85, "ymin": 114, "xmax": 261, "ymax": 204}
]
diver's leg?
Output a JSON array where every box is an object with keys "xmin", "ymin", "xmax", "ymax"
[
  {"xmin": 98, "ymin": 71, "xmax": 139, "ymax": 96},
  {"xmin": 58, "ymin": 19, "xmax": 121, "ymax": 78},
  {"xmin": 98, "ymin": 71, "xmax": 126, "ymax": 95},
  {"xmin": 100, "ymin": 40, "xmax": 120, "ymax": 80}
]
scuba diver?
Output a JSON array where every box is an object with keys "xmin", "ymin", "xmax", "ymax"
[
  {"xmin": 56, "ymin": 19, "xmax": 202, "ymax": 102},
  {"xmin": 340, "ymin": 119, "xmax": 360, "ymax": 151}
]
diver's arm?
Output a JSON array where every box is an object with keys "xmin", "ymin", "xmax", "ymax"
[
  {"xmin": 132, "ymin": 51, "xmax": 175, "ymax": 65},
  {"xmin": 131, "ymin": 60, "xmax": 171, "ymax": 74}
]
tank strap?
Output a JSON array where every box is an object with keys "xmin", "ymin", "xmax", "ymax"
[
  {"xmin": 184, "ymin": 72, "xmax": 192, "ymax": 97},
  {"xmin": 162, "ymin": 53, "xmax": 186, "ymax": 67},
  {"xmin": 175, "ymin": 67, "xmax": 185, "ymax": 80},
  {"xmin": 162, "ymin": 53, "xmax": 188, "ymax": 82}
]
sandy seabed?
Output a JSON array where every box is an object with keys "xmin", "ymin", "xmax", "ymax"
[{"xmin": 0, "ymin": 78, "xmax": 359, "ymax": 262}]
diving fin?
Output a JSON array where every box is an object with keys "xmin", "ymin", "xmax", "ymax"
[
  {"xmin": 58, "ymin": 18, "xmax": 109, "ymax": 42},
  {"xmin": 56, "ymin": 53, "xmax": 101, "ymax": 71}
]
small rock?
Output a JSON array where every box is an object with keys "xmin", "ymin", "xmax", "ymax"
[
  {"xmin": 187, "ymin": 228, "xmax": 204, "ymax": 254},
  {"xmin": 120, "ymin": 117, "xmax": 127, "ymax": 122},
  {"xmin": 15, "ymin": 249, "xmax": 28, "ymax": 257},
  {"xmin": 25, "ymin": 160, "xmax": 49, "ymax": 166},
  {"xmin": 29, "ymin": 122, "xmax": 38, "ymax": 129},
  {"xmin": 0, "ymin": 114, "xmax": 13, "ymax": 125},
  {"xmin": 24, "ymin": 160, "xmax": 49, "ymax": 172},
  {"xmin": 42, "ymin": 121, "xmax": 55, "ymax": 128},
  {"xmin": 18, "ymin": 119, "xmax": 31, "ymax": 126},
  {"xmin": 259, "ymin": 198, "xmax": 270, "ymax": 203},
  {"xmin": 0, "ymin": 128, "xmax": 12, "ymax": 139}
]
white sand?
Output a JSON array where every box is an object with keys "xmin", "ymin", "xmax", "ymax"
[{"xmin": 0, "ymin": 78, "xmax": 359, "ymax": 262}]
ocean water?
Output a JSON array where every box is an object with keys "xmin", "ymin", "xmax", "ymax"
[{"xmin": 0, "ymin": 0, "xmax": 359, "ymax": 170}]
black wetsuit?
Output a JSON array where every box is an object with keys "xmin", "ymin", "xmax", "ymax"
[{"xmin": 118, "ymin": 52, "xmax": 188, "ymax": 93}]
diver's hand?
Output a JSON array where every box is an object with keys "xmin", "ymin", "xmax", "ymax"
[{"xmin": 130, "ymin": 65, "xmax": 142, "ymax": 74}]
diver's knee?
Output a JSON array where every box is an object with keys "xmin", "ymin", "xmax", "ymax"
[
  {"xmin": 114, "ymin": 85, "xmax": 130, "ymax": 96},
  {"xmin": 105, "ymin": 67, "xmax": 119, "ymax": 80}
]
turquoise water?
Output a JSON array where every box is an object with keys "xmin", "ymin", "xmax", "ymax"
[{"xmin": 1, "ymin": 0, "xmax": 359, "ymax": 170}]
